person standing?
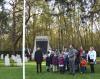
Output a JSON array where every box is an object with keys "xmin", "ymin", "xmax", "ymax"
[
  {"xmin": 58, "ymin": 53, "xmax": 64, "ymax": 74},
  {"xmin": 87, "ymin": 47, "xmax": 96, "ymax": 73},
  {"xmin": 34, "ymin": 47, "xmax": 43, "ymax": 73},
  {"xmin": 52, "ymin": 52, "xmax": 58, "ymax": 72},
  {"xmin": 46, "ymin": 53, "xmax": 51, "ymax": 72},
  {"xmin": 80, "ymin": 57, "xmax": 87, "ymax": 74},
  {"xmin": 79, "ymin": 46, "xmax": 84, "ymax": 58},
  {"xmin": 63, "ymin": 48, "xmax": 69, "ymax": 72},
  {"xmin": 50, "ymin": 51, "xmax": 54, "ymax": 71},
  {"xmin": 68, "ymin": 45, "xmax": 77, "ymax": 75}
]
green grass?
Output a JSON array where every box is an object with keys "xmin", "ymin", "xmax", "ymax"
[
  {"xmin": 0, "ymin": 59, "xmax": 100, "ymax": 79},
  {"xmin": 0, "ymin": 60, "xmax": 22, "ymax": 79},
  {"xmin": 97, "ymin": 57, "xmax": 100, "ymax": 61},
  {"xmin": 25, "ymin": 62, "xmax": 100, "ymax": 79}
]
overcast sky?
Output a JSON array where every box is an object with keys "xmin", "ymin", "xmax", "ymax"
[
  {"xmin": 4, "ymin": 0, "xmax": 12, "ymax": 10},
  {"xmin": 0, "ymin": 0, "xmax": 99, "ymax": 31}
]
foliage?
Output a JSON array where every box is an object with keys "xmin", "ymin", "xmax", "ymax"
[
  {"xmin": 25, "ymin": 0, "xmax": 100, "ymax": 52},
  {"xmin": 0, "ymin": 0, "xmax": 23, "ymax": 52}
]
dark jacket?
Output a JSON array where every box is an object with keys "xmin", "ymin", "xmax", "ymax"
[
  {"xmin": 46, "ymin": 56, "xmax": 51, "ymax": 66},
  {"xmin": 58, "ymin": 56, "xmax": 64, "ymax": 65},
  {"xmin": 34, "ymin": 50, "xmax": 43, "ymax": 63},
  {"xmin": 52, "ymin": 55, "xmax": 58, "ymax": 65},
  {"xmin": 50, "ymin": 53, "xmax": 54, "ymax": 64}
]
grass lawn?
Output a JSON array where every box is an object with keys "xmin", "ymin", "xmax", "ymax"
[
  {"xmin": 0, "ymin": 60, "xmax": 22, "ymax": 79},
  {"xmin": 25, "ymin": 62, "xmax": 100, "ymax": 79},
  {"xmin": 97, "ymin": 57, "xmax": 100, "ymax": 61},
  {"xmin": 0, "ymin": 57, "xmax": 100, "ymax": 79}
]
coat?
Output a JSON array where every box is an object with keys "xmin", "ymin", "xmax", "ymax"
[
  {"xmin": 58, "ymin": 56, "xmax": 64, "ymax": 65},
  {"xmin": 34, "ymin": 50, "xmax": 43, "ymax": 63},
  {"xmin": 52, "ymin": 55, "xmax": 58, "ymax": 65},
  {"xmin": 68, "ymin": 48, "xmax": 77, "ymax": 60},
  {"xmin": 46, "ymin": 56, "xmax": 51, "ymax": 66},
  {"xmin": 80, "ymin": 59, "xmax": 87, "ymax": 67}
]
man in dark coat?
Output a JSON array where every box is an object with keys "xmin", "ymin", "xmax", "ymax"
[{"xmin": 34, "ymin": 47, "xmax": 43, "ymax": 73}]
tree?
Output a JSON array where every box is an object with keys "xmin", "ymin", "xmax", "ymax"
[{"xmin": 0, "ymin": 0, "xmax": 23, "ymax": 52}]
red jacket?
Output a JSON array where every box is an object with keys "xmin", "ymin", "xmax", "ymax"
[{"xmin": 80, "ymin": 59, "xmax": 87, "ymax": 67}]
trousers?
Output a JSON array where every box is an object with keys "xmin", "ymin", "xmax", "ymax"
[
  {"xmin": 69, "ymin": 59, "xmax": 75, "ymax": 74},
  {"xmin": 36, "ymin": 62, "xmax": 42, "ymax": 73}
]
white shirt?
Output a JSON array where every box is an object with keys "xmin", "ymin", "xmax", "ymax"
[{"xmin": 87, "ymin": 50, "xmax": 96, "ymax": 61}]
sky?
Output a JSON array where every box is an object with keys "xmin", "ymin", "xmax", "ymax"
[
  {"xmin": 0, "ymin": 0, "xmax": 99, "ymax": 32},
  {"xmin": 0, "ymin": 0, "xmax": 11, "ymax": 11},
  {"xmin": 4, "ymin": 0, "xmax": 12, "ymax": 10}
]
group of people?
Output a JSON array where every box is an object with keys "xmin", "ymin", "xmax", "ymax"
[{"xmin": 34, "ymin": 45, "xmax": 96, "ymax": 75}]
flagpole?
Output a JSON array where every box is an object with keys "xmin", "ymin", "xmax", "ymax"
[{"xmin": 23, "ymin": 0, "xmax": 26, "ymax": 79}]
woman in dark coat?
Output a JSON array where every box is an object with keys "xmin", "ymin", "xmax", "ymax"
[{"xmin": 34, "ymin": 47, "xmax": 43, "ymax": 73}]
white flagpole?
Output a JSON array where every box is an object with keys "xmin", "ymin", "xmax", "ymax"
[{"xmin": 23, "ymin": 0, "xmax": 26, "ymax": 79}]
